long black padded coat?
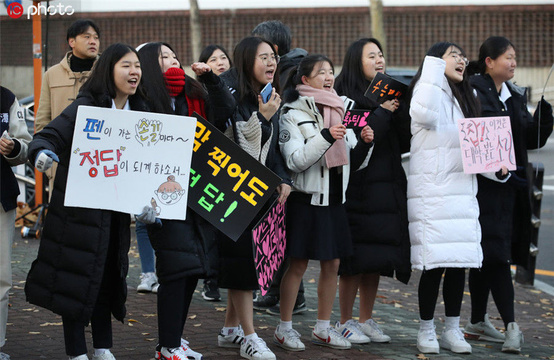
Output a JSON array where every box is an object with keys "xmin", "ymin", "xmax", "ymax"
[
  {"xmin": 146, "ymin": 71, "xmax": 236, "ymax": 284},
  {"xmin": 25, "ymin": 92, "xmax": 148, "ymax": 323},
  {"xmin": 471, "ymin": 74, "xmax": 553, "ymax": 267},
  {"xmin": 337, "ymin": 92, "xmax": 412, "ymax": 284}
]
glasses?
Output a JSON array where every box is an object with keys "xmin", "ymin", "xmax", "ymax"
[
  {"xmin": 256, "ymin": 54, "xmax": 280, "ymax": 66},
  {"xmin": 451, "ymin": 53, "xmax": 469, "ymax": 66}
]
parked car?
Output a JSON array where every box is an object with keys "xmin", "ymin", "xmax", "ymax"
[{"xmin": 386, "ymin": 68, "xmax": 417, "ymax": 86}]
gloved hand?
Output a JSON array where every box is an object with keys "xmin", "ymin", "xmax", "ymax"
[
  {"xmin": 135, "ymin": 206, "xmax": 162, "ymax": 226},
  {"xmin": 35, "ymin": 149, "xmax": 59, "ymax": 173}
]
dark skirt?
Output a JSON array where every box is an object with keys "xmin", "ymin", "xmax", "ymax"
[
  {"xmin": 286, "ymin": 193, "xmax": 353, "ymax": 260},
  {"xmin": 218, "ymin": 231, "xmax": 259, "ymax": 291}
]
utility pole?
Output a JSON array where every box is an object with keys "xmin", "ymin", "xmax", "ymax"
[
  {"xmin": 189, "ymin": 0, "xmax": 202, "ymax": 62},
  {"xmin": 369, "ymin": 0, "xmax": 387, "ymax": 54}
]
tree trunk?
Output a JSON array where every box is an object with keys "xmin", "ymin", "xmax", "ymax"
[
  {"xmin": 189, "ymin": 0, "xmax": 202, "ymax": 62},
  {"xmin": 369, "ymin": 0, "xmax": 386, "ymax": 54}
]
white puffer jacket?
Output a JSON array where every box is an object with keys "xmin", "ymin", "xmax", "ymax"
[
  {"xmin": 279, "ymin": 95, "xmax": 372, "ymax": 206},
  {"xmin": 408, "ymin": 56, "xmax": 506, "ymax": 270}
]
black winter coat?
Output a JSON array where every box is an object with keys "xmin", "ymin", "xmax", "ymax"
[
  {"xmin": 471, "ymin": 74, "xmax": 553, "ymax": 267},
  {"xmin": 147, "ymin": 71, "xmax": 235, "ymax": 283},
  {"xmin": 338, "ymin": 93, "xmax": 412, "ymax": 284},
  {"xmin": 25, "ymin": 92, "xmax": 148, "ymax": 323},
  {"xmin": 217, "ymin": 68, "xmax": 291, "ymax": 290}
]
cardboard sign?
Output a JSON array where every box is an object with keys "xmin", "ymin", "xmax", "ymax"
[
  {"xmin": 342, "ymin": 109, "xmax": 372, "ymax": 129},
  {"xmin": 458, "ymin": 116, "xmax": 517, "ymax": 174},
  {"xmin": 65, "ymin": 106, "xmax": 196, "ymax": 219},
  {"xmin": 188, "ymin": 113, "xmax": 282, "ymax": 241},
  {"xmin": 252, "ymin": 200, "xmax": 286, "ymax": 296},
  {"xmin": 364, "ymin": 72, "xmax": 408, "ymax": 104}
]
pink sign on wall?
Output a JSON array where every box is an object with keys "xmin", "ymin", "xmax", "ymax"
[
  {"xmin": 457, "ymin": 116, "xmax": 517, "ymax": 174},
  {"xmin": 252, "ymin": 200, "xmax": 287, "ymax": 296}
]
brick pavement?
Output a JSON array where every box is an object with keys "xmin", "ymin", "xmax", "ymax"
[{"xmin": 3, "ymin": 227, "xmax": 554, "ymax": 359}]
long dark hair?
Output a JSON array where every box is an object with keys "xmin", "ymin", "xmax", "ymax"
[
  {"xmin": 199, "ymin": 44, "xmax": 233, "ymax": 67},
  {"xmin": 80, "ymin": 43, "xmax": 143, "ymax": 102},
  {"xmin": 409, "ymin": 42, "xmax": 479, "ymax": 118},
  {"xmin": 282, "ymin": 54, "xmax": 333, "ymax": 103},
  {"xmin": 138, "ymin": 42, "xmax": 206, "ymax": 114},
  {"xmin": 334, "ymin": 38, "xmax": 383, "ymax": 100},
  {"xmin": 233, "ymin": 36, "xmax": 280, "ymax": 102},
  {"xmin": 467, "ymin": 36, "xmax": 515, "ymax": 76}
]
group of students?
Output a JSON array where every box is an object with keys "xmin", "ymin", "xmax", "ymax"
[{"xmin": 0, "ymin": 17, "xmax": 552, "ymax": 360}]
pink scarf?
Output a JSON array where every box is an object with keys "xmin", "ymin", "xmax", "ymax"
[{"xmin": 296, "ymin": 84, "xmax": 348, "ymax": 168}]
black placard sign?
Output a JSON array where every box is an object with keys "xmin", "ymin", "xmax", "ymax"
[
  {"xmin": 188, "ymin": 113, "xmax": 282, "ymax": 241},
  {"xmin": 364, "ymin": 72, "xmax": 408, "ymax": 104}
]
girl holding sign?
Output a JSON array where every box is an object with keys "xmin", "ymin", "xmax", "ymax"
[
  {"xmin": 217, "ymin": 36, "xmax": 292, "ymax": 360},
  {"xmin": 408, "ymin": 42, "xmax": 510, "ymax": 355},
  {"xmin": 136, "ymin": 41, "xmax": 235, "ymax": 360},
  {"xmin": 25, "ymin": 43, "xmax": 147, "ymax": 360},
  {"xmin": 197, "ymin": 43, "xmax": 234, "ymax": 303},
  {"xmin": 274, "ymin": 54, "xmax": 374, "ymax": 352},
  {"xmin": 333, "ymin": 37, "xmax": 412, "ymax": 345},
  {"xmin": 464, "ymin": 36, "xmax": 553, "ymax": 354}
]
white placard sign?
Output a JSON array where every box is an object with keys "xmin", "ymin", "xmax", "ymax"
[{"xmin": 65, "ymin": 106, "xmax": 196, "ymax": 220}]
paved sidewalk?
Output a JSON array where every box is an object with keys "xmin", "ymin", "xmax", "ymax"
[{"xmin": 3, "ymin": 227, "xmax": 554, "ymax": 359}]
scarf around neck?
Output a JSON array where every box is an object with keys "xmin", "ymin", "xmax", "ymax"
[{"xmin": 296, "ymin": 84, "xmax": 348, "ymax": 168}]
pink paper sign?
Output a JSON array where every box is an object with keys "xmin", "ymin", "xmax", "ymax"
[
  {"xmin": 252, "ymin": 200, "xmax": 287, "ymax": 296},
  {"xmin": 457, "ymin": 116, "xmax": 516, "ymax": 174}
]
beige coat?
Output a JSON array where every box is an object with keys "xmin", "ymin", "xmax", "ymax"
[{"xmin": 34, "ymin": 52, "xmax": 97, "ymax": 132}]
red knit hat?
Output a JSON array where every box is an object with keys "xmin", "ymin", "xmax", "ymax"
[{"xmin": 163, "ymin": 67, "xmax": 185, "ymax": 97}]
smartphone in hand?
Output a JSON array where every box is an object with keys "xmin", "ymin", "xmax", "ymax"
[{"xmin": 260, "ymin": 82, "xmax": 273, "ymax": 104}]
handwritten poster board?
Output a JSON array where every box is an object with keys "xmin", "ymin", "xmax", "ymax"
[
  {"xmin": 65, "ymin": 106, "xmax": 196, "ymax": 219},
  {"xmin": 364, "ymin": 72, "xmax": 408, "ymax": 104},
  {"xmin": 252, "ymin": 200, "xmax": 286, "ymax": 296},
  {"xmin": 457, "ymin": 116, "xmax": 517, "ymax": 174},
  {"xmin": 342, "ymin": 109, "xmax": 372, "ymax": 129},
  {"xmin": 188, "ymin": 113, "xmax": 282, "ymax": 241}
]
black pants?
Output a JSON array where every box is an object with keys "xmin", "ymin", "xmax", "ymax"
[
  {"xmin": 469, "ymin": 263, "xmax": 514, "ymax": 327},
  {"xmin": 158, "ymin": 276, "xmax": 198, "ymax": 348},
  {"xmin": 418, "ymin": 267, "xmax": 465, "ymax": 321},
  {"xmin": 63, "ymin": 227, "xmax": 118, "ymax": 356}
]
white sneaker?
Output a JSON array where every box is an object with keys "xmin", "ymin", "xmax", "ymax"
[
  {"xmin": 335, "ymin": 320, "xmax": 370, "ymax": 344},
  {"xmin": 91, "ymin": 350, "xmax": 115, "ymax": 360},
  {"xmin": 159, "ymin": 346, "xmax": 187, "ymax": 360},
  {"xmin": 240, "ymin": 337, "xmax": 276, "ymax": 360},
  {"xmin": 439, "ymin": 328, "xmax": 472, "ymax": 354},
  {"xmin": 218, "ymin": 325, "xmax": 245, "ymax": 348},
  {"xmin": 358, "ymin": 319, "xmax": 391, "ymax": 343},
  {"xmin": 152, "ymin": 282, "xmax": 160, "ymax": 294},
  {"xmin": 137, "ymin": 272, "xmax": 158, "ymax": 293},
  {"xmin": 69, "ymin": 355, "xmax": 89, "ymax": 360},
  {"xmin": 502, "ymin": 322, "xmax": 523, "ymax": 354},
  {"xmin": 464, "ymin": 314, "xmax": 505, "ymax": 343},
  {"xmin": 417, "ymin": 326, "xmax": 439, "ymax": 354},
  {"xmin": 311, "ymin": 327, "xmax": 351, "ymax": 349},
  {"xmin": 273, "ymin": 325, "xmax": 305, "ymax": 351},
  {"xmin": 0, "ymin": 352, "xmax": 10, "ymax": 360}
]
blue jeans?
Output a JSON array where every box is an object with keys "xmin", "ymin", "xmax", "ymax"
[{"xmin": 136, "ymin": 220, "xmax": 155, "ymax": 273}]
